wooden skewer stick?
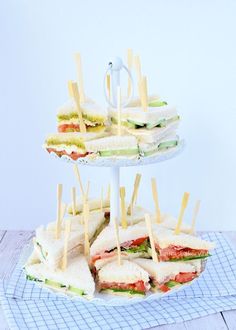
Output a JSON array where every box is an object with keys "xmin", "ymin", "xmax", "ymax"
[
  {"xmin": 68, "ymin": 81, "xmax": 73, "ymax": 98},
  {"xmin": 127, "ymin": 173, "xmax": 142, "ymax": 215},
  {"xmin": 139, "ymin": 76, "xmax": 148, "ymax": 112},
  {"xmin": 106, "ymin": 74, "xmax": 111, "ymax": 101},
  {"xmin": 134, "ymin": 55, "xmax": 142, "ymax": 84},
  {"xmin": 190, "ymin": 200, "xmax": 201, "ymax": 234},
  {"xmin": 81, "ymin": 181, "xmax": 90, "ymax": 225},
  {"xmin": 117, "ymin": 86, "xmax": 122, "ymax": 136},
  {"xmin": 61, "ymin": 218, "xmax": 71, "ymax": 270},
  {"xmin": 100, "ymin": 187, "xmax": 103, "ymax": 212},
  {"xmin": 145, "ymin": 214, "xmax": 158, "ymax": 263},
  {"xmin": 71, "ymin": 187, "xmax": 77, "ymax": 216},
  {"xmin": 151, "ymin": 178, "xmax": 161, "ymax": 224},
  {"xmin": 127, "ymin": 48, "xmax": 133, "ymax": 97},
  {"xmin": 61, "ymin": 203, "xmax": 67, "ymax": 220},
  {"xmin": 107, "ymin": 184, "xmax": 111, "ymax": 201},
  {"xmin": 83, "ymin": 202, "xmax": 90, "ymax": 258},
  {"xmin": 85, "ymin": 181, "xmax": 90, "ymax": 201},
  {"xmin": 69, "ymin": 80, "xmax": 87, "ymax": 133},
  {"xmin": 114, "ymin": 219, "xmax": 122, "ymax": 266},
  {"xmin": 75, "ymin": 53, "xmax": 85, "ymax": 103},
  {"xmin": 73, "ymin": 164, "xmax": 85, "ymax": 198},
  {"xmin": 55, "ymin": 184, "xmax": 63, "ymax": 239},
  {"xmin": 120, "ymin": 187, "xmax": 127, "ymax": 229},
  {"xmin": 175, "ymin": 192, "xmax": 190, "ymax": 235}
]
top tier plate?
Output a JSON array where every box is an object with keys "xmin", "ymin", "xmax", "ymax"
[{"xmin": 48, "ymin": 140, "xmax": 185, "ymax": 167}]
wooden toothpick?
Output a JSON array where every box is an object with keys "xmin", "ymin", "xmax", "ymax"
[
  {"xmin": 140, "ymin": 76, "xmax": 148, "ymax": 112},
  {"xmin": 100, "ymin": 187, "xmax": 103, "ymax": 212},
  {"xmin": 75, "ymin": 53, "xmax": 85, "ymax": 103},
  {"xmin": 117, "ymin": 86, "xmax": 122, "ymax": 136},
  {"xmin": 73, "ymin": 164, "xmax": 85, "ymax": 198},
  {"xmin": 69, "ymin": 80, "xmax": 86, "ymax": 133},
  {"xmin": 81, "ymin": 181, "xmax": 90, "ymax": 225},
  {"xmin": 120, "ymin": 187, "xmax": 127, "ymax": 229},
  {"xmin": 71, "ymin": 187, "xmax": 77, "ymax": 216},
  {"xmin": 106, "ymin": 74, "xmax": 111, "ymax": 101},
  {"xmin": 61, "ymin": 218, "xmax": 71, "ymax": 270},
  {"xmin": 127, "ymin": 48, "xmax": 133, "ymax": 97},
  {"xmin": 190, "ymin": 200, "xmax": 201, "ymax": 234},
  {"xmin": 127, "ymin": 173, "xmax": 142, "ymax": 215},
  {"xmin": 114, "ymin": 219, "xmax": 122, "ymax": 266},
  {"xmin": 134, "ymin": 55, "xmax": 142, "ymax": 84},
  {"xmin": 83, "ymin": 202, "xmax": 90, "ymax": 258},
  {"xmin": 145, "ymin": 214, "xmax": 158, "ymax": 263},
  {"xmin": 55, "ymin": 184, "xmax": 63, "ymax": 239},
  {"xmin": 151, "ymin": 178, "xmax": 161, "ymax": 224},
  {"xmin": 175, "ymin": 192, "xmax": 190, "ymax": 235},
  {"xmin": 107, "ymin": 184, "xmax": 111, "ymax": 201}
]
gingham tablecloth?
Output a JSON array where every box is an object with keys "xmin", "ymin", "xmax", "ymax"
[{"xmin": 1, "ymin": 232, "xmax": 236, "ymax": 330}]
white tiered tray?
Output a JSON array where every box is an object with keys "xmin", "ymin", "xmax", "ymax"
[
  {"xmin": 22, "ymin": 242, "xmax": 205, "ymax": 306},
  {"xmin": 48, "ymin": 140, "xmax": 185, "ymax": 167}
]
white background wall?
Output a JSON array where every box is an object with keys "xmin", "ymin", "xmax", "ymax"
[{"xmin": 0, "ymin": 0, "xmax": 235, "ymax": 230}]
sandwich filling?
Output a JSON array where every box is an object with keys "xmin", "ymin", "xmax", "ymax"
[
  {"xmin": 100, "ymin": 280, "xmax": 147, "ymax": 295},
  {"xmin": 156, "ymin": 244, "xmax": 210, "ymax": 262},
  {"xmin": 151, "ymin": 271, "xmax": 198, "ymax": 292},
  {"xmin": 57, "ymin": 100, "xmax": 107, "ymax": 133},
  {"xmin": 97, "ymin": 260, "xmax": 150, "ymax": 296},
  {"xmin": 91, "ymin": 236, "xmax": 150, "ymax": 265}
]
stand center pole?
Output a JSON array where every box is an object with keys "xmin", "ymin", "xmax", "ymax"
[{"xmin": 110, "ymin": 167, "xmax": 120, "ymax": 225}]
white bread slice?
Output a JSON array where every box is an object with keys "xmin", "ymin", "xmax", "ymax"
[
  {"xmin": 152, "ymin": 226, "xmax": 215, "ymax": 250},
  {"xmin": 34, "ymin": 227, "xmax": 84, "ymax": 270},
  {"xmin": 98, "ymin": 259, "xmax": 149, "ymax": 285},
  {"xmin": 133, "ymin": 258, "xmax": 202, "ymax": 285},
  {"xmin": 46, "ymin": 211, "xmax": 106, "ymax": 233},
  {"xmin": 57, "ymin": 98, "xmax": 107, "ymax": 123},
  {"xmin": 84, "ymin": 135, "xmax": 138, "ymax": 153},
  {"xmin": 150, "ymin": 213, "xmax": 191, "ymax": 234},
  {"xmin": 90, "ymin": 223, "xmax": 148, "ymax": 257},
  {"xmin": 139, "ymin": 133, "xmax": 179, "ymax": 155},
  {"xmin": 25, "ymin": 256, "xmax": 95, "ymax": 298},
  {"xmin": 67, "ymin": 197, "xmax": 110, "ymax": 215},
  {"xmin": 110, "ymin": 105, "xmax": 177, "ymax": 124}
]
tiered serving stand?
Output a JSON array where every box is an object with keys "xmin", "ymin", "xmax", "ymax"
[{"xmin": 45, "ymin": 57, "xmax": 190, "ymax": 306}]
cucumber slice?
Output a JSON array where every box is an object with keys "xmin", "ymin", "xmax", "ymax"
[
  {"xmin": 101, "ymin": 288, "xmax": 145, "ymax": 295},
  {"xmin": 45, "ymin": 279, "xmax": 65, "ymax": 288},
  {"xmin": 68, "ymin": 286, "xmax": 85, "ymax": 295},
  {"xmin": 26, "ymin": 274, "xmax": 43, "ymax": 282},
  {"xmin": 148, "ymin": 100, "xmax": 168, "ymax": 107},
  {"xmin": 166, "ymin": 280, "xmax": 180, "ymax": 288},
  {"xmin": 127, "ymin": 119, "xmax": 145, "ymax": 127},
  {"xmin": 146, "ymin": 119, "xmax": 166, "ymax": 129},
  {"xmin": 158, "ymin": 140, "xmax": 178, "ymax": 151},
  {"xmin": 99, "ymin": 149, "xmax": 138, "ymax": 157}
]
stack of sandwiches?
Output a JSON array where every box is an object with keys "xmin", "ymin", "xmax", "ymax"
[
  {"xmin": 43, "ymin": 53, "xmax": 181, "ymax": 161},
  {"xmin": 57, "ymin": 99, "xmax": 107, "ymax": 133},
  {"xmin": 109, "ymin": 99, "xmax": 180, "ymax": 157},
  {"xmin": 25, "ymin": 200, "xmax": 215, "ymax": 299}
]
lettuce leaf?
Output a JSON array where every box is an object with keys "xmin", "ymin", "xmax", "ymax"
[
  {"xmin": 110, "ymin": 288, "xmax": 145, "ymax": 295},
  {"xmin": 169, "ymin": 254, "xmax": 211, "ymax": 262}
]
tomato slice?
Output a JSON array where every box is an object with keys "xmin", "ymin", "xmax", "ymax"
[
  {"xmin": 47, "ymin": 148, "xmax": 87, "ymax": 160},
  {"xmin": 130, "ymin": 237, "xmax": 147, "ymax": 246},
  {"xmin": 159, "ymin": 284, "xmax": 170, "ymax": 292},
  {"xmin": 58, "ymin": 124, "xmax": 80, "ymax": 132},
  {"xmin": 175, "ymin": 272, "xmax": 197, "ymax": 283},
  {"xmin": 134, "ymin": 280, "xmax": 146, "ymax": 292}
]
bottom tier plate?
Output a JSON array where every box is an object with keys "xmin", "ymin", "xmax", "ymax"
[{"xmin": 22, "ymin": 243, "xmax": 206, "ymax": 306}]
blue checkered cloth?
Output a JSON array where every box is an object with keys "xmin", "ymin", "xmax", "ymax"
[{"xmin": 1, "ymin": 232, "xmax": 236, "ymax": 329}]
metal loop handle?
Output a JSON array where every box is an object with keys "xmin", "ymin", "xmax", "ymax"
[{"xmin": 104, "ymin": 62, "xmax": 134, "ymax": 108}]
